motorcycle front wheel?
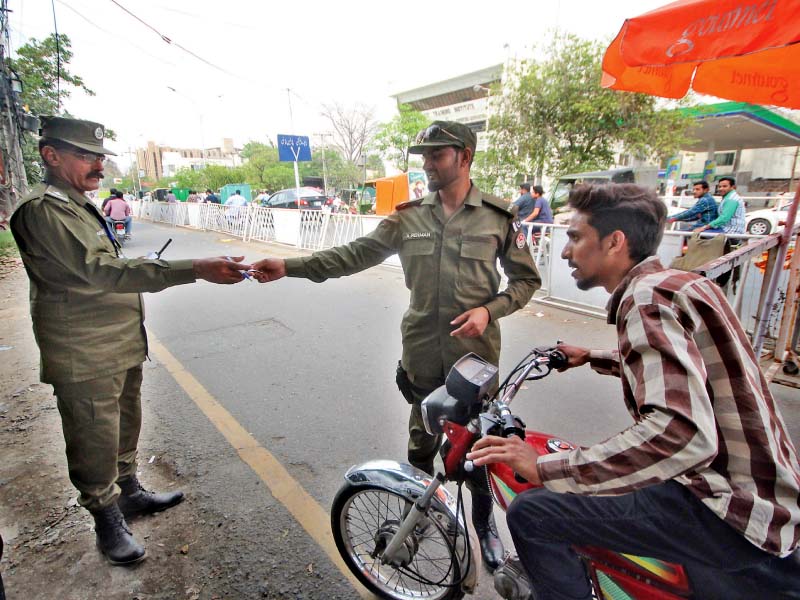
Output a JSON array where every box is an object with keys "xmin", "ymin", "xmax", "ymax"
[{"xmin": 331, "ymin": 483, "xmax": 466, "ymax": 600}]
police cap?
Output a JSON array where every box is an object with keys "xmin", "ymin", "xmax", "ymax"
[
  {"xmin": 39, "ymin": 116, "xmax": 117, "ymax": 156},
  {"xmin": 408, "ymin": 121, "xmax": 477, "ymax": 155}
]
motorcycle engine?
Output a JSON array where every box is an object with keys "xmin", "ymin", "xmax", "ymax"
[{"xmin": 493, "ymin": 554, "xmax": 533, "ymax": 600}]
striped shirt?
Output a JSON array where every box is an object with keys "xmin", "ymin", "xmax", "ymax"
[{"xmin": 537, "ymin": 257, "xmax": 800, "ymax": 556}]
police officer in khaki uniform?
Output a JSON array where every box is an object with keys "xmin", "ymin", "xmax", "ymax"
[
  {"xmin": 10, "ymin": 116, "xmax": 251, "ymax": 565},
  {"xmin": 251, "ymin": 120, "xmax": 541, "ymax": 570}
]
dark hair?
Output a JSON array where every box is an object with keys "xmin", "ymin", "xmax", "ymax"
[
  {"xmin": 115, "ymin": 190, "xmax": 124, "ymax": 198},
  {"xmin": 718, "ymin": 176, "xmax": 736, "ymax": 187},
  {"xmin": 693, "ymin": 180, "xmax": 710, "ymax": 190},
  {"xmin": 532, "ymin": 185, "xmax": 544, "ymax": 196},
  {"xmin": 109, "ymin": 187, "xmax": 118, "ymax": 195},
  {"xmin": 520, "ymin": 182, "xmax": 531, "ymax": 192},
  {"xmin": 235, "ymin": 189, "xmax": 241, "ymax": 194},
  {"xmin": 206, "ymin": 188, "xmax": 212, "ymax": 193},
  {"xmin": 568, "ymin": 184, "xmax": 666, "ymax": 262}
]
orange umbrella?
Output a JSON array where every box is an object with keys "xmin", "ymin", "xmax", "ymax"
[
  {"xmin": 601, "ymin": 0, "xmax": 800, "ymax": 108},
  {"xmin": 601, "ymin": 0, "xmax": 800, "ymax": 356}
]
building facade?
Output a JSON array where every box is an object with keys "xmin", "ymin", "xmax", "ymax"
[
  {"xmin": 392, "ymin": 65, "xmax": 503, "ymax": 154},
  {"xmin": 136, "ymin": 138, "xmax": 243, "ymax": 181}
]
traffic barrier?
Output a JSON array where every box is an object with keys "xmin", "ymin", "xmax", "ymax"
[{"xmin": 130, "ymin": 200, "xmax": 790, "ymax": 341}]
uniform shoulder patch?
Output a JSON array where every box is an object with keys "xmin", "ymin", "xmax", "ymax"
[
  {"xmin": 481, "ymin": 194, "xmax": 513, "ymax": 216},
  {"xmin": 42, "ymin": 185, "xmax": 70, "ymax": 203},
  {"xmin": 395, "ymin": 198, "xmax": 423, "ymax": 211}
]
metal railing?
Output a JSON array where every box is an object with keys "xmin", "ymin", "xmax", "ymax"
[{"xmin": 130, "ymin": 200, "xmax": 799, "ymax": 358}]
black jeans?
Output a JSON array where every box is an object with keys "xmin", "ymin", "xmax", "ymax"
[{"xmin": 507, "ymin": 480, "xmax": 800, "ymax": 600}]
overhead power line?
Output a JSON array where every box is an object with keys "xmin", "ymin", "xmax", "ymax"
[
  {"xmin": 108, "ymin": 0, "xmax": 233, "ymax": 76},
  {"xmin": 55, "ymin": 0, "xmax": 178, "ymax": 69}
]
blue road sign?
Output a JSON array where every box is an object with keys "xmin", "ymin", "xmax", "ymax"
[{"xmin": 277, "ymin": 134, "xmax": 312, "ymax": 162}]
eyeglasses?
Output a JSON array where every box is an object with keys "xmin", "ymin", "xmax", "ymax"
[
  {"xmin": 415, "ymin": 124, "xmax": 463, "ymax": 147},
  {"xmin": 71, "ymin": 150, "xmax": 107, "ymax": 164},
  {"xmin": 66, "ymin": 149, "xmax": 107, "ymax": 164}
]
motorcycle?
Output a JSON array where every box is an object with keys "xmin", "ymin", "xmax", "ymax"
[
  {"xmin": 110, "ymin": 219, "xmax": 129, "ymax": 246},
  {"xmin": 330, "ymin": 345, "xmax": 693, "ymax": 600}
]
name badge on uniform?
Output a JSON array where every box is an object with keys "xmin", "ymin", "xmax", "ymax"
[
  {"xmin": 403, "ymin": 232, "xmax": 432, "ymax": 240},
  {"xmin": 515, "ymin": 231, "xmax": 527, "ymax": 249},
  {"xmin": 512, "ymin": 219, "xmax": 521, "ymax": 232},
  {"xmin": 97, "ymin": 229, "xmax": 107, "ymax": 236}
]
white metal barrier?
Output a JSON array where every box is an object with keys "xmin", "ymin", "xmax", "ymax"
[
  {"xmin": 539, "ymin": 225, "xmax": 792, "ymax": 335},
  {"xmin": 131, "ymin": 201, "xmax": 789, "ymax": 337}
]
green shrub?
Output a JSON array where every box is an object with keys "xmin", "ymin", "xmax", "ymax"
[{"xmin": 0, "ymin": 229, "xmax": 18, "ymax": 256}]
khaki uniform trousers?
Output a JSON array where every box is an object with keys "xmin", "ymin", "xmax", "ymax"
[{"xmin": 52, "ymin": 365, "xmax": 143, "ymax": 512}]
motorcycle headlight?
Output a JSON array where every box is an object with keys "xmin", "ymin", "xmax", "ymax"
[{"xmin": 421, "ymin": 385, "xmax": 480, "ymax": 435}]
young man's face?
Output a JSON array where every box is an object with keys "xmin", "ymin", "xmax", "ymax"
[
  {"xmin": 693, "ymin": 184, "xmax": 706, "ymax": 198},
  {"xmin": 717, "ymin": 180, "xmax": 733, "ymax": 195},
  {"xmin": 422, "ymin": 146, "xmax": 465, "ymax": 192},
  {"xmin": 562, "ymin": 211, "xmax": 612, "ymax": 291}
]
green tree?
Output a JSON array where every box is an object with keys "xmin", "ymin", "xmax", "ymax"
[
  {"xmin": 9, "ymin": 34, "xmax": 97, "ymax": 183},
  {"xmin": 479, "ymin": 33, "xmax": 694, "ymax": 190},
  {"xmin": 239, "ymin": 142, "xmax": 295, "ymax": 191},
  {"xmin": 373, "ymin": 104, "xmax": 429, "ymax": 172},
  {"xmin": 174, "ymin": 164, "xmax": 249, "ymax": 192}
]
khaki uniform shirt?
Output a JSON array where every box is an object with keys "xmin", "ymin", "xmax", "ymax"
[
  {"xmin": 285, "ymin": 185, "xmax": 541, "ymax": 382},
  {"xmin": 10, "ymin": 175, "xmax": 197, "ymax": 384}
]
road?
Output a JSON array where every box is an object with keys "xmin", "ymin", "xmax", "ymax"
[
  {"xmin": 4, "ymin": 220, "xmax": 797, "ymax": 599},
  {"xmin": 135, "ymin": 220, "xmax": 628, "ymax": 599}
]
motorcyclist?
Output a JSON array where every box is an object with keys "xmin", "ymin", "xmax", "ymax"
[
  {"xmin": 104, "ymin": 189, "xmax": 133, "ymax": 239},
  {"xmin": 467, "ymin": 183, "xmax": 800, "ymax": 599}
]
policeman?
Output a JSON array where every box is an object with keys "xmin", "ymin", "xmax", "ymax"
[
  {"xmin": 10, "ymin": 116, "xmax": 251, "ymax": 565},
  {"xmin": 251, "ymin": 120, "xmax": 541, "ymax": 570}
]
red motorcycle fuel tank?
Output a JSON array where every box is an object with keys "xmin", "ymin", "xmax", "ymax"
[
  {"xmin": 486, "ymin": 431, "xmax": 573, "ymax": 511},
  {"xmin": 480, "ymin": 430, "xmax": 691, "ymax": 598}
]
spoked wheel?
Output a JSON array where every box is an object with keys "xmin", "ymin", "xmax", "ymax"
[{"xmin": 332, "ymin": 484, "xmax": 465, "ymax": 600}]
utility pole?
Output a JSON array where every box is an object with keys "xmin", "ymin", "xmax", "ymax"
[
  {"xmin": 315, "ymin": 132, "xmax": 331, "ymax": 194},
  {"xmin": 0, "ymin": 0, "xmax": 35, "ymax": 225}
]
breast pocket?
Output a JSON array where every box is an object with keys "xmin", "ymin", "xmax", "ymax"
[
  {"xmin": 457, "ymin": 236, "xmax": 499, "ymax": 303},
  {"xmin": 399, "ymin": 238, "xmax": 435, "ymax": 294}
]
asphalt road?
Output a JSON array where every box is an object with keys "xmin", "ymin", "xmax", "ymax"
[{"xmin": 120, "ymin": 221, "xmax": 798, "ymax": 599}]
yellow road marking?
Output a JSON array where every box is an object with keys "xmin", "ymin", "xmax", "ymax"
[{"xmin": 148, "ymin": 333, "xmax": 372, "ymax": 599}]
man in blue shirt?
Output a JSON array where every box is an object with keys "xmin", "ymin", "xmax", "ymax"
[
  {"xmin": 668, "ymin": 181, "xmax": 718, "ymax": 230},
  {"xmin": 524, "ymin": 185, "xmax": 554, "ymax": 233},
  {"xmin": 513, "ymin": 182, "xmax": 535, "ymax": 221}
]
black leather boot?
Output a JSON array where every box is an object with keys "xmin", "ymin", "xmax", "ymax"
[
  {"xmin": 91, "ymin": 504, "xmax": 146, "ymax": 565},
  {"xmin": 472, "ymin": 493, "xmax": 505, "ymax": 572},
  {"xmin": 117, "ymin": 475, "xmax": 184, "ymax": 519}
]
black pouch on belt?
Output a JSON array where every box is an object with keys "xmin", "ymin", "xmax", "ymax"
[{"xmin": 395, "ymin": 361, "xmax": 416, "ymax": 404}]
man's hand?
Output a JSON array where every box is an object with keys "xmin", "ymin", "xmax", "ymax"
[
  {"xmin": 467, "ymin": 435, "xmax": 542, "ymax": 485},
  {"xmin": 192, "ymin": 256, "xmax": 252, "ymax": 284},
  {"xmin": 450, "ymin": 306, "xmax": 490, "ymax": 338},
  {"xmin": 250, "ymin": 258, "xmax": 287, "ymax": 283},
  {"xmin": 555, "ymin": 343, "xmax": 590, "ymax": 372},
  {"xmin": 693, "ymin": 225, "xmax": 709, "ymax": 233}
]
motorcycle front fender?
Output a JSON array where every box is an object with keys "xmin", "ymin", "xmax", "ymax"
[{"xmin": 341, "ymin": 459, "xmax": 479, "ymax": 593}]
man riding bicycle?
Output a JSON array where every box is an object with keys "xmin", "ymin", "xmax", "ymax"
[{"xmin": 468, "ymin": 183, "xmax": 800, "ymax": 599}]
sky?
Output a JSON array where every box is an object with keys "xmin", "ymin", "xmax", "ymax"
[{"xmin": 9, "ymin": 0, "xmax": 672, "ymax": 168}]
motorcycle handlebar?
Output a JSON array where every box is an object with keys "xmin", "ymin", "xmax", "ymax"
[{"xmin": 545, "ymin": 348, "xmax": 568, "ymax": 371}]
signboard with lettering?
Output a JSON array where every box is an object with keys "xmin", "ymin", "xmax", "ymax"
[
  {"xmin": 277, "ymin": 134, "xmax": 312, "ymax": 162},
  {"xmin": 421, "ymin": 97, "xmax": 488, "ymax": 124}
]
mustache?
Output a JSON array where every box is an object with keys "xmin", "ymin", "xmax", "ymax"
[{"xmin": 88, "ymin": 171, "xmax": 105, "ymax": 179}]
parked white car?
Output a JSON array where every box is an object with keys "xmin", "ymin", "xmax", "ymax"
[{"xmin": 745, "ymin": 197, "xmax": 791, "ymax": 235}]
